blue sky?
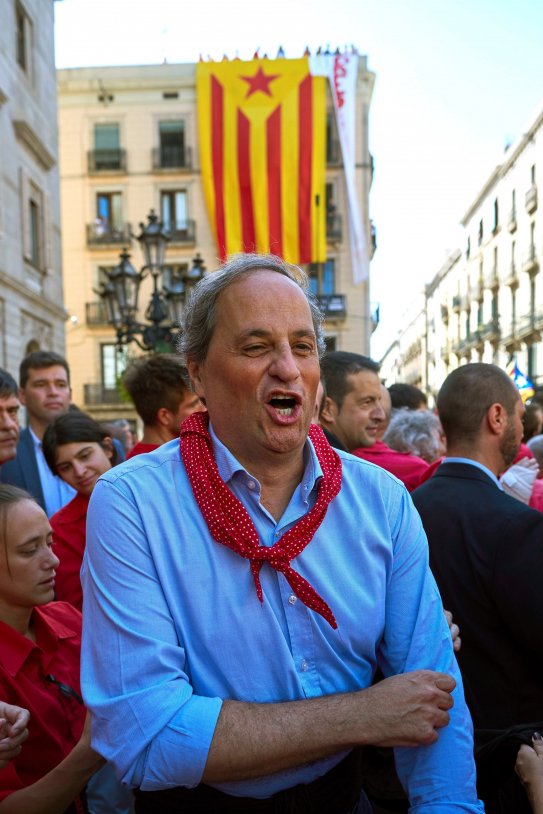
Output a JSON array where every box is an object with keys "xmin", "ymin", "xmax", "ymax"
[{"xmin": 55, "ymin": 0, "xmax": 543, "ymax": 357}]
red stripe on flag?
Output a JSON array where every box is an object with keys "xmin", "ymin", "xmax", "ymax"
[
  {"xmin": 211, "ymin": 76, "xmax": 226, "ymax": 260},
  {"xmin": 267, "ymin": 105, "xmax": 283, "ymax": 257},
  {"xmin": 237, "ymin": 109, "xmax": 256, "ymax": 252},
  {"xmin": 298, "ymin": 75, "xmax": 313, "ymax": 264}
]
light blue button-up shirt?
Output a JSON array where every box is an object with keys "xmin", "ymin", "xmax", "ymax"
[{"xmin": 81, "ymin": 429, "xmax": 483, "ymax": 811}]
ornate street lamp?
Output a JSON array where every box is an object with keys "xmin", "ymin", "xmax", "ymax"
[{"xmin": 97, "ymin": 209, "xmax": 206, "ymax": 352}]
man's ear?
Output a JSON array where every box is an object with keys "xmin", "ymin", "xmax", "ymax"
[
  {"xmin": 187, "ymin": 359, "xmax": 205, "ymax": 399},
  {"xmin": 486, "ymin": 402, "xmax": 507, "ymax": 436},
  {"xmin": 18, "ymin": 386, "xmax": 26, "ymax": 407},
  {"xmin": 320, "ymin": 396, "xmax": 339, "ymax": 425}
]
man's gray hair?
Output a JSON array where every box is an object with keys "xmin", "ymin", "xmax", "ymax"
[
  {"xmin": 527, "ymin": 433, "xmax": 543, "ymax": 469},
  {"xmin": 177, "ymin": 253, "xmax": 325, "ymax": 364},
  {"xmin": 384, "ymin": 408, "xmax": 443, "ymax": 463}
]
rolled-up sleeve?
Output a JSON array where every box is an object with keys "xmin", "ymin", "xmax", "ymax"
[
  {"xmin": 379, "ymin": 489, "xmax": 484, "ymax": 813},
  {"xmin": 81, "ymin": 476, "xmax": 222, "ymax": 790}
]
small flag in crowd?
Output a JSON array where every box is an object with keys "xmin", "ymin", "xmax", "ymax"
[{"xmin": 507, "ymin": 360, "xmax": 535, "ymax": 402}]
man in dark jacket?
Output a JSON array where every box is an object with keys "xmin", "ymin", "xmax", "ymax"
[{"xmin": 412, "ymin": 363, "xmax": 543, "ymax": 814}]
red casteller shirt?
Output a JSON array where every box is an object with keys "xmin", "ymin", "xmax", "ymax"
[
  {"xmin": 0, "ymin": 602, "xmax": 85, "ymax": 801},
  {"xmin": 352, "ymin": 440, "xmax": 431, "ymax": 492},
  {"xmin": 50, "ymin": 492, "xmax": 90, "ymax": 612},
  {"xmin": 126, "ymin": 441, "xmax": 159, "ymax": 460}
]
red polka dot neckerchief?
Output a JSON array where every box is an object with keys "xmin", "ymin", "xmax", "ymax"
[{"xmin": 180, "ymin": 411, "xmax": 342, "ymax": 629}]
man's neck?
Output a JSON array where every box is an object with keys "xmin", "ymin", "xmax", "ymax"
[
  {"xmin": 141, "ymin": 425, "xmax": 175, "ymax": 447},
  {"xmin": 445, "ymin": 445, "xmax": 501, "ymax": 477},
  {"xmin": 235, "ymin": 449, "xmax": 306, "ymax": 522},
  {"xmin": 27, "ymin": 418, "xmax": 47, "ymax": 441}
]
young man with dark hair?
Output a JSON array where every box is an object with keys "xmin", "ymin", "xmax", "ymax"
[
  {"xmin": 124, "ymin": 354, "xmax": 204, "ymax": 458},
  {"xmin": 1, "ymin": 351, "xmax": 74, "ymax": 515}
]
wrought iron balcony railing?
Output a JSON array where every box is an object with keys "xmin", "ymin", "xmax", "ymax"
[
  {"xmin": 152, "ymin": 145, "xmax": 193, "ymax": 171},
  {"xmin": 163, "ymin": 219, "xmax": 196, "ymax": 244},
  {"xmin": 83, "ymin": 383, "xmax": 125, "ymax": 406},
  {"xmin": 316, "ymin": 294, "xmax": 346, "ymax": 320},
  {"xmin": 87, "ymin": 148, "xmax": 127, "ymax": 173},
  {"xmin": 86, "ymin": 222, "xmax": 131, "ymax": 246}
]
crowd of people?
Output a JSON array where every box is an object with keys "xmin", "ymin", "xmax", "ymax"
[{"xmin": 0, "ymin": 253, "xmax": 542, "ymax": 813}]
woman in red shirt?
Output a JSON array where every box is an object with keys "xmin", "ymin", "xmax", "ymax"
[
  {"xmin": 43, "ymin": 412, "xmax": 117, "ymax": 612},
  {"xmin": 0, "ymin": 483, "xmax": 103, "ymax": 812}
]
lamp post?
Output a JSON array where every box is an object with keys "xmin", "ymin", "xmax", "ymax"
[{"xmin": 97, "ymin": 209, "xmax": 205, "ymax": 352}]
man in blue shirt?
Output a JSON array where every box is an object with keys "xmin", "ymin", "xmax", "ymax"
[{"xmin": 81, "ymin": 254, "xmax": 483, "ymax": 813}]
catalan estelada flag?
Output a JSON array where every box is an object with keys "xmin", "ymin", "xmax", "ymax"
[
  {"xmin": 506, "ymin": 359, "xmax": 535, "ymax": 402},
  {"xmin": 197, "ymin": 58, "xmax": 327, "ymax": 265}
]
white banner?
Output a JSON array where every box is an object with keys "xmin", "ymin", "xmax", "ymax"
[{"xmin": 310, "ymin": 52, "xmax": 369, "ymax": 284}]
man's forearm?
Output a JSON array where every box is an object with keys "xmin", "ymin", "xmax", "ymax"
[{"xmin": 203, "ymin": 669, "xmax": 454, "ymax": 782}]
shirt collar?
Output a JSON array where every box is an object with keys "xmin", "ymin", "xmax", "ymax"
[
  {"xmin": 209, "ymin": 421, "xmax": 323, "ymax": 494},
  {"xmin": 443, "ymin": 456, "xmax": 503, "ymax": 490},
  {"xmin": 0, "ymin": 605, "xmax": 79, "ymax": 677}
]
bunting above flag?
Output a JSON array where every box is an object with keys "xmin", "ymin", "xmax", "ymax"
[{"xmin": 197, "ymin": 58, "xmax": 327, "ymax": 265}]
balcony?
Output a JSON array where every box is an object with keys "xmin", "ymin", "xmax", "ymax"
[
  {"xmin": 470, "ymin": 279, "xmax": 484, "ymax": 302},
  {"xmin": 163, "ymin": 219, "xmax": 196, "ymax": 244},
  {"xmin": 326, "ymin": 212, "xmax": 342, "ymax": 242},
  {"xmin": 83, "ymin": 383, "xmax": 125, "ymax": 406},
  {"xmin": 316, "ymin": 294, "xmax": 346, "ymax": 320},
  {"xmin": 526, "ymin": 185, "xmax": 538, "ymax": 214},
  {"xmin": 502, "ymin": 323, "xmax": 521, "ymax": 352},
  {"xmin": 87, "ymin": 148, "xmax": 126, "ymax": 174},
  {"xmin": 484, "ymin": 266, "xmax": 499, "ymax": 290},
  {"xmin": 85, "ymin": 301, "xmax": 110, "ymax": 326},
  {"xmin": 480, "ymin": 318, "xmax": 500, "ymax": 341},
  {"xmin": 522, "ymin": 244, "xmax": 539, "ymax": 276},
  {"xmin": 326, "ymin": 138, "xmax": 342, "ymax": 167},
  {"xmin": 508, "ymin": 209, "xmax": 517, "ymax": 233},
  {"xmin": 518, "ymin": 311, "xmax": 543, "ymax": 342},
  {"xmin": 503, "ymin": 262, "xmax": 519, "ymax": 288},
  {"xmin": 152, "ymin": 145, "xmax": 193, "ymax": 171},
  {"xmin": 86, "ymin": 221, "xmax": 131, "ymax": 247}
]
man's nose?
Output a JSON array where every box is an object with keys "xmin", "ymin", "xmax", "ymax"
[
  {"xmin": 372, "ymin": 402, "xmax": 386, "ymax": 421},
  {"xmin": 269, "ymin": 347, "xmax": 301, "ymax": 381}
]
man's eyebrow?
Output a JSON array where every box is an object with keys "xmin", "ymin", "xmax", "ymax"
[{"xmin": 237, "ymin": 328, "xmax": 316, "ymax": 339}]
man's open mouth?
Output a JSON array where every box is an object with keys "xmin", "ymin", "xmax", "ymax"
[{"xmin": 268, "ymin": 395, "xmax": 297, "ymax": 416}]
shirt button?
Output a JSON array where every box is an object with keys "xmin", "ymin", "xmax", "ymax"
[
  {"xmin": 300, "ymin": 659, "xmax": 309, "ymax": 672},
  {"xmin": 288, "ymin": 594, "xmax": 297, "ymax": 605},
  {"xmin": 247, "ymin": 480, "xmax": 256, "ymax": 490}
]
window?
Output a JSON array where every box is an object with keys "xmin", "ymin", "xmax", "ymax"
[
  {"xmin": 158, "ymin": 121, "xmax": 185, "ymax": 168},
  {"xmin": 100, "ymin": 344, "xmax": 128, "ymax": 391},
  {"xmin": 92, "ymin": 123, "xmax": 122, "ymax": 171},
  {"xmin": 531, "ymin": 164, "xmax": 536, "ymax": 185},
  {"xmin": 466, "ymin": 237, "xmax": 471, "ymax": 259},
  {"xmin": 21, "ymin": 170, "xmax": 48, "ymax": 272},
  {"xmin": 96, "ymin": 191, "xmax": 122, "ymax": 230},
  {"xmin": 325, "ymin": 113, "xmax": 340, "ymax": 164},
  {"xmin": 308, "ymin": 259, "xmax": 335, "ymax": 296},
  {"xmin": 15, "ymin": 2, "xmax": 31, "ymax": 75},
  {"xmin": 512, "ymin": 189, "xmax": 516, "ymax": 213},
  {"xmin": 477, "ymin": 219, "xmax": 483, "ymax": 246},
  {"xmin": 161, "ymin": 190, "xmax": 188, "ymax": 234},
  {"xmin": 492, "ymin": 198, "xmax": 499, "ymax": 232}
]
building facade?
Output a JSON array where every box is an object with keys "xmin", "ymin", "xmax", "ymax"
[
  {"xmin": 0, "ymin": 0, "xmax": 66, "ymax": 379},
  {"xmin": 57, "ymin": 58, "xmax": 375, "ymax": 420},
  {"xmin": 381, "ymin": 105, "xmax": 543, "ymax": 400}
]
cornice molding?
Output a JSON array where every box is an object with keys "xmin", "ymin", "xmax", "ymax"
[
  {"xmin": 12, "ymin": 119, "xmax": 56, "ymax": 170},
  {"xmin": 0, "ymin": 268, "xmax": 67, "ymax": 320}
]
